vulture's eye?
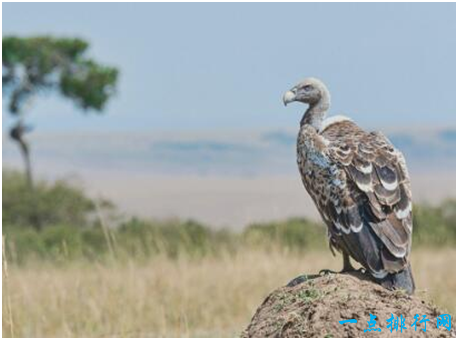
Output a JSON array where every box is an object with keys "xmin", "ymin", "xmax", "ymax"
[{"xmin": 304, "ymin": 85, "xmax": 312, "ymax": 91}]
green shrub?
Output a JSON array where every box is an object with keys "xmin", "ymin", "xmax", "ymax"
[
  {"xmin": 2, "ymin": 169, "xmax": 104, "ymax": 229},
  {"xmin": 2, "ymin": 169, "xmax": 455, "ymax": 265},
  {"xmin": 116, "ymin": 218, "xmax": 228, "ymax": 259},
  {"xmin": 243, "ymin": 217, "xmax": 326, "ymax": 252},
  {"xmin": 413, "ymin": 199, "xmax": 456, "ymax": 246}
]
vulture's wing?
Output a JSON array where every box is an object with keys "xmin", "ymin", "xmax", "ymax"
[{"xmin": 320, "ymin": 120, "xmax": 412, "ymax": 276}]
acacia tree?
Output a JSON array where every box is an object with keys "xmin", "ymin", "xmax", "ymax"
[
  {"xmin": 2, "ymin": 36, "xmax": 118, "ymax": 229},
  {"xmin": 3, "ymin": 36, "xmax": 118, "ymax": 187}
]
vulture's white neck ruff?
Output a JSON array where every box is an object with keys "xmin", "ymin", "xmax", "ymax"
[{"xmin": 319, "ymin": 115, "xmax": 353, "ymax": 133}]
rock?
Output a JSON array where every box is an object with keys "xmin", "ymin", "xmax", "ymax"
[{"xmin": 242, "ymin": 273, "xmax": 455, "ymax": 338}]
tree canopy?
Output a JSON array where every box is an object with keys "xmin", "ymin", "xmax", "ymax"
[{"xmin": 2, "ymin": 36, "xmax": 118, "ymax": 114}]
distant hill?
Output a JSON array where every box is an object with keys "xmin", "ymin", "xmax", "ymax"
[{"xmin": 3, "ymin": 126, "xmax": 455, "ymax": 177}]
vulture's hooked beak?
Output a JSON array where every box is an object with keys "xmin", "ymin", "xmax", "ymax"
[{"xmin": 282, "ymin": 90, "xmax": 296, "ymax": 106}]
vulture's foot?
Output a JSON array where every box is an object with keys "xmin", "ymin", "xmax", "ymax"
[
  {"xmin": 319, "ymin": 267, "xmax": 365, "ymax": 276},
  {"xmin": 286, "ymin": 275, "xmax": 308, "ymax": 287},
  {"xmin": 341, "ymin": 267, "xmax": 366, "ymax": 275},
  {"xmin": 319, "ymin": 269, "xmax": 337, "ymax": 276},
  {"xmin": 339, "ymin": 267, "xmax": 377, "ymax": 284},
  {"xmin": 286, "ymin": 274, "xmax": 320, "ymax": 287}
]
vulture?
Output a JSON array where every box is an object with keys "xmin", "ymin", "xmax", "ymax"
[{"xmin": 283, "ymin": 78, "xmax": 415, "ymax": 294}]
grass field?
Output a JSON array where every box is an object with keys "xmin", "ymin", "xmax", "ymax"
[{"xmin": 2, "ymin": 247, "xmax": 455, "ymax": 337}]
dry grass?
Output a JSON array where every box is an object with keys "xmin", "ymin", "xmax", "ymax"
[{"xmin": 2, "ymin": 248, "xmax": 455, "ymax": 337}]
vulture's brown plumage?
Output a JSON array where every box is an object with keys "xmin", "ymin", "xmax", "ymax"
[{"xmin": 283, "ymin": 78, "xmax": 415, "ymax": 294}]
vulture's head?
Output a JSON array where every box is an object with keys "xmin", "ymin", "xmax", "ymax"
[{"xmin": 283, "ymin": 78, "xmax": 330, "ymax": 107}]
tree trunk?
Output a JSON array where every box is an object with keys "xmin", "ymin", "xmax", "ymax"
[
  {"xmin": 9, "ymin": 121, "xmax": 42, "ymax": 231},
  {"xmin": 18, "ymin": 135, "xmax": 33, "ymax": 189},
  {"xmin": 10, "ymin": 121, "xmax": 33, "ymax": 188}
]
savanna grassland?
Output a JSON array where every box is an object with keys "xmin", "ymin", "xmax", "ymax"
[
  {"xmin": 2, "ymin": 248, "xmax": 455, "ymax": 337},
  {"xmin": 2, "ymin": 170, "xmax": 456, "ymax": 337}
]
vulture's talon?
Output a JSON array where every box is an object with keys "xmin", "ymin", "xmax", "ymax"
[
  {"xmin": 286, "ymin": 275, "xmax": 309, "ymax": 287},
  {"xmin": 319, "ymin": 269, "xmax": 337, "ymax": 276}
]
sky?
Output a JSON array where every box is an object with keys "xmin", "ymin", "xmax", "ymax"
[{"xmin": 2, "ymin": 2, "xmax": 456, "ymax": 132}]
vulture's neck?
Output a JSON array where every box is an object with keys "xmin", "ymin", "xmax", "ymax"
[{"xmin": 300, "ymin": 96, "xmax": 330, "ymax": 131}]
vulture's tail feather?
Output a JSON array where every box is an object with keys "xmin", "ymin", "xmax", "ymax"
[{"xmin": 378, "ymin": 264, "xmax": 415, "ymax": 295}]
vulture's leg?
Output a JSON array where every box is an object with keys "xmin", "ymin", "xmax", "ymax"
[
  {"xmin": 319, "ymin": 253, "xmax": 356, "ymax": 276},
  {"xmin": 341, "ymin": 253, "xmax": 367, "ymax": 276},
  {"xmin": 341, "ymin": 253, "xmax": 355, "ymax": 272}
]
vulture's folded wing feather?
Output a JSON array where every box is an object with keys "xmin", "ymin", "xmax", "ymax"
[{"xmin": 320, "ymin": 121, "xmax": 413, "ymax": 275}]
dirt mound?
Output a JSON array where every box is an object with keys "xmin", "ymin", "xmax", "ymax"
[{"xmin": 242, "ymin": 273, "xmax": 455, "ymax": 338}]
